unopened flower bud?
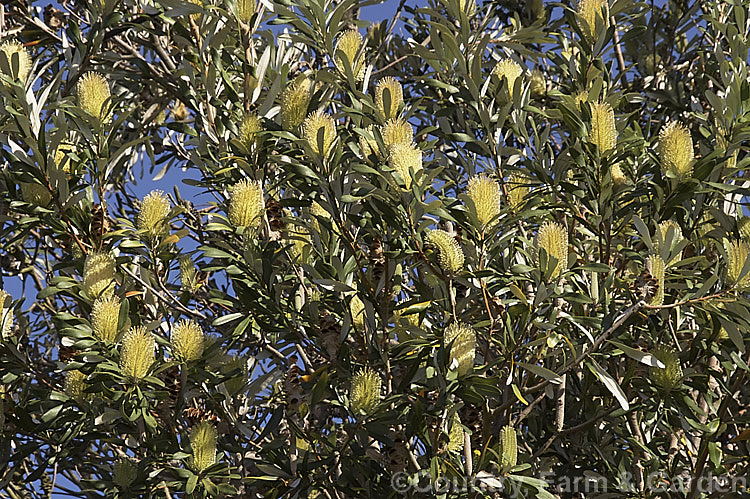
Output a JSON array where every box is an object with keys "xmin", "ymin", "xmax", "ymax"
[
  {"xmin": 238, "ymin": 114, "xmax": 263, "ymax": 151},
  {"xmin": 499, "ymin": 426, "xmax": 518, "ymax": 470},
  {"xmin": 349, "ymin": 367, "xmax": 381, "ymax": 415},
  {"xmin": 535, "ymin": 222, "xmax": 569, "ymax": 279},
  {"xmin": 350, "ymin": 294, "xmax": 365, "ymax": 330},
  {"xmin": 467, "ymin": 174, "xmax": 501, "ymax": 228},
  {"xmin": 739, "ymin": 217, "xmax": 750, "ymax": 242},
  {"xmin": 136, "ymin": 190, "xmax": 171, "ymax": 241},
  {"xmin": 64, "ymin": 369, "xmax": 87, "ymax": 400},
  {"xmin": 171, "ymin": 320, "xmax": 204, "ymax": 362},
  {"xmin": 120, "ymin": 326, "xmax": 155, "ymax": 380},
  {"xmin": 302, "ymin": 110, "xmax": 337, "ymax": 157},
  {"xmin": 55, "ymin": 141, "xmax": 75, "ymax": 174},
  {"xmin": 659, "ymin": 121, "xmax": 693, "ymax": 179},
  {"xmin": 507, "ymin": 173, "xmax": 529, "ymax": 211},
  {"xmin": 649, "ymin": 346, "xmax": 682, "ymax": 393},
  {"xmin": 0, "ymin": 290, "xmax": 13, "ymax": 339},
  {"xmin": 389, "ymin": 142, "xmax": 422, "ymax": 189},
  {"xmin": 577, "ymin": 0, "xmax": 609, "ymax": 43},
  {"xmin": 77, "ymin": 72, "xmax": 111, "ymax": 123},
  {"xmin": 726, "ymin": 240, "xmax": 750, "ymax": 290},
  {"xmin": 334, "ymin": 29, "xmax": 366, "ymax": 81},
  {"xmin": 589, "ymin": 101, "xmax": 617, "ymax": 153},
  {"xmin": 426, "ymin": 229, "xmax": 464, "ymax": 273},
  {"xmin": 446, "ymin": 414, "xmax": 464, "ymax": 453},
  {"xmin": 375, "ymin": 77, "xmax": 403, "ymax": 122},
  {"xmin": 444, "ymin": 322, "xmax": 475, "ymax": 376},
  {"xmin": 189, "ymin": 421, "xmax": 217, "ymax": 472},
  {"xmin": 223, "ymin": 355, "xmax": 248, "ymax": 394},
  {"xmin": 91, "ymin": 295, "xmax": 121, "ymax": 342},
  {"xmin": 529, "ymin": 68, "xmax": 546, "ymax": 99},
  {"xmin": 236, "ymin": 0, "xmax": 256, "ymax": 23},
  {"xmin": 20, "ymin": 182, "xmax": 52, "ymax": 206},
  {"xmin": 610, "ymin": 163, "xmax": 626, "ymax": 187},
  {"xmin": 83, "ymin": 251, "xmax": 116, "ymax": 299},
  {"xmin": 0, "ymin": 40, "xmax": 32, "ymax": 84},
  {"xmin": 113, "ymin": 458, "xmax": 138, "ymax": 489},
  {"xmin": 657, "ymin": 220, "xmax": 683, "ymax": 266},
  {"xmin": 179, "ymin": 255, "xmax": 199, "ymax": 291},
  {"xmin": 228, "ymin": 179, "xmax": 264, "ymax": 229},
  {"xmin": 646, "ymin": 254, "xmax": 666, "ymax": 306},
  {"xmin": 280, "ymin": 77, "xmax": 312, "ymax": 131}
]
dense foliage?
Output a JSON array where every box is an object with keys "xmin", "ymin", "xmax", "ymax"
[{"xmin": 1, "ymin": 0, "xmax": 750, "ymax": 497}]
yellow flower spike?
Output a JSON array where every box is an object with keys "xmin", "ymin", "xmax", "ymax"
[
  {"xmin": 238, "ymin": 114, "xmax": 263, "ymax": 151},
  {"xmin": 467, "ymin": 174, "xmax": 501, "ymax": 228},
  {"xmin": 492, "ymin": 59, "xmax": 523, "ymax": 103},
  {"xmin": 649, "ymin": 346, "xmax": 682, "ymax": 393},
  {"xmin": 179, "ymin": 255, "xmax": 198, "ymax": 291},
  {"xmin": 589, "ymin": 101, "xmax": 617, "ymax": 153},
  {"xmin": 535, "ymin": 222, "xmax": 569, "ymax": 279},
  {"xmin": 302, "ymin": 110, "xmax": 337, "ymax": 157},
  {"xmin": 0, "ymin": 290, "xmax": 14, "ymax": 339},
  {"xmin": 223, "ymin": 355, "xmax": 248, "ymax": 394},
  {"xmin": 228, "ymin": 179, "xmax": 264, "ymax": 229},
  {"xmin": 77, "ymin": 72, "xmax": 111, "ymax": 123},
  {"xmin": 388, "ymin": 142, "xmax": 422, "ymax": 189},
  {"xmin": 20, "ymin": 182, "xmax": 52, "ymax": 206},
  {"xmin": 577, "ymin": 0, "xmax": 609, "ymax": 43},
  {"xmin": 381, "ymin": 117, "xmax": 413, "ymax": 150},
  {"xmin": 82, "ymin": 251, "xmax": 116, "ymax": 299},
  {"xmin": 349, "ymin": 367, "xmax": 381, "ymax": 415},
  {"xmin": 64, "ymin": 369, "xmax": 88, "ymax": 400},
  {"xmin": 726, "ymin": 240, "xmax": 750, "ymax": 290},
  {"xmin": 657, "ymin": 220, "xmax": 683, "ymax": 266},
  {"xmin": 444, "ymin": 322, "xmax": 475, "ymax": 376},
  {"xmin": 113, "ymin": 458, "xmax": 138, "ymax": 489},
  {"xmin": 529, "ymin": 69, "xmax": 546, "ymax": 99},
  {"xmin": 610, "ymin": 163, "xmax": 627, "ymax": 187},
  {"xmin": 136, "ymin": 190, "xmax": 171, "ymax": 241},
  {"xmin": 375, "ymin": 77, "xmax": 403, "ymax": 122},
  {"xmin": 334, "ymin": 29, "xmax": 366, "ymax": 81},
  {"xmin": 91, "ymin": 295, "xmax": 121, "ymax": 342},
  {"xmin": 236, "ymin": 0, "xmax": 256, "ymax": 23},
  {"xmin": 0, "ymin": 40, "xmax": 32, "ymax": 84},
  {"xmin": 499, "ymin": 426, "xmax": 518, "ymax": 470},
  {"xmin": 54, "ymin": 141, "xmax": 75, "ymax": 174},
  {"xmin": 506, "ymin": 173, "xmax": 529, "ymax": 211},
  {"xmin": 446, "ymin": 414, "xmax": 464, "ymax": 454},
  {"xmin": 659, "ymin": 121, "xmax": 694, "ymax": 178},
  {"xmin": 738, "ymin": 216, "xmax": 750, "ymax": 242},
  {"xmin": 189, "ymin": 421, "xmax": 218, "ymax": 472},
  {"xmin": 171, "ymin": 319, "xmax": 205, "ymax": 362},
  {"xmin": 310, "ymin": 200, "xmax": 330, "ymax": 234},
  {"xmin": 426, "ymin": 229, "xmax": 464, "ymax": 273},
  {"xmin": 119, "ymin": 326, "xmax": 155, "ymax": 380},
  {"xmin": 358, "ymin": 124, "xmax": 381, "ymax": 160},
  {"xmin": 350, "ymin": 294, "xmax": 365, "ymax": 330},
  {"xmin": 646, "ymin": 254, "xmax": 666, "ymax": 306},
  {"xmin": 280, "ymin": 77, "xmax": 312, "ymax": 131}
]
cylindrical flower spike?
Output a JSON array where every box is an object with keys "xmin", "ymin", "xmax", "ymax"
[
  {"xmin": 228, "ymin": 179, "xmax": 264, "ymax": 229},
  {"xmin": 467, "ymin": 174, "xmax": 501, "ymax": 228},
  {"xmin": 136, "ymin": 190, "xmax": 171, "ymax": 241},
  {"xmin": 238, "ymin": 114, "xmax": 263, "ymax": 151},
  {"xmin": 506, "ymin": 173, "xmax": 529, "ymax": 211},
  {"xmin": 113, "ymin": 458, "xmax": 138, "ymax": 489},
  {"xmin": 492, "ymin": 59, "xmax": 523, "ymax": 103},
  {"xmin": 589, "ymin": 101, "xmax": 617, "ymax": 153},
  {"xmin": 646, "ymin": 254, "xmax": 666, "ymax": 306},
  {"xmin": 649, "ymin": 346, "xmax": 682, "ymax": 393},
  {"xmin": 0, "ymin": 40, "xmax": 32, "ymax": 84},
  {"xmin": 577, "ymin": 0, "xmax": 609, "ymax": 43},
  {"xmin": 381, "ymin": 117, "xmax": 413, "ymax": 150},
  {"xmin": 530, "ymin": 69, "xmax": 546, "ymax": 99},
  {"xmin": 535, "ymin": 222, "xmax": 569, "ymax": 279},
  {"xmin": 189, "ymin": 421, "xmax": 217, "ymax": 472},
  {"xmin": 77, "ymin": 72, "xmax": 111, "ymax": 123},
  {"xmin": 280, "ymin": 77, "xmax": 312, "ymax": 131},
  {"xmin": 446, "ymin": 414, "xmax": 464, "ymax": 453},
  {"xmin": 302, "ymin": 110, "xmax": 337, "ymax": 157},
  {"xmin": 739, "ymin": 217, "xmax": 750, "ymax": 242},
  {"xmin": 726, "ymin": 240, "xmax": 750, "ymax": 290},
  {"xmin": 659, "ymin": 121, "xmax": 694, "ymax": 178},
  {"xmin": 350, "ymin": 294, "xmax": 365, "ymax": 330},
  {"xmin": 375, "ymin": 77, "xmax": 403, "ymax": 122},
  {"xmin": 349, "ymin": 367, "xmax": 381, "ymax": 415},
  {"xmin": 20, "ymin": 182, "xmax": 52, "ymax": 206},
  {"xmin": 64, "ymin": 369, "xmax": 88, "ymax": 400},
  {"xmin": 236, "ymin": 0, "xmax": 256, "ymax": 23},
  {"xmin": 91, "ymin": 295, "xmax": 121, "ymax": 342},
  {"xmin": 171, "ymin": 319, "xmax": 205, "ymax": 362},
  {"xmin": 610, "ymin": 163, "xmax": 627, "ymax": 187},
  {"xmin": 444, "ymin": 322, "xmax": 475, "ymax": 376},
  {"xmin": 179, "ymin": 255, "xmax": 199, "ymax": 291},
  {"xmin": 657, "ymin": 220, "xmax": 683, "ymax": 266},
  {"xmin": 0, "ymin": 290, "xmax": 13, "ymax": 339},
  {"xmin": 426, "ymin": 229, "xmax": 464, "ymax": 273},
  {"xmin": 83, "ymin": 251, "xmax": 116, "ymax": 299},
  {"xmin": 120, "ymin": 326, "xmax": 155, "ymax": 380},
  {"xmin": 499, "ymin": 426, "xmax": 518, "ymax": 470},
  {"xmin": 388, "ymin": 142, "xmax": 422, "ymax": 189},
  {"xmin": 334, "ymin": 29, "xmax": 366, "ymax": 81}
]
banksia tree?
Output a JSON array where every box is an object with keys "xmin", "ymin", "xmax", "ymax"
[
  {"xmin": 426, "ymin": 229, "xmax": 464, "ymax": 273},
  {"xmin": 443, "ymin": 322, "xmax": 475, "ymax": 376},
  {"xmin": 375, "ymin": 77, "xmax": 403, "ymax": 122},
  {"xmin": 302, "ymin": 110, "xmax": 337, "ymax": 157},
  {"xmin": 228, "ymin": 179, "xmax": 264, "ymax": 229},
  {"xmin": 280, "ymin": 77, "xmax": 312, "ymax": 131},
  {"xmin": 120, "ymin": 326, "xmax": 155, "ymax": 380},
  {"xmin": 659, "ymin": 121, "xmax": 694, "ymax": 178},
  {"xmin": 0, "ymin": 40, "xmax": 32, "ymax": 84},
  {"xmin": 91, "ymin": 295, "xmax": 121, "ymax": 342},
  {"xmin": 189, "ymin": 421, "xmax": 218, "ymax": 472},
  {"xmin": 535, "ymin": 222, "xmax": 568, "ymax": 279},
  {"xmin": 466, "ymin": 174, "xmax": 501, "ymax": 228},
  {"xmin": 136, "ymin": 190, "xmax": 171, "ymax": 241},
  {"xmin": 334, "ymin": 29, "xmax": 366, "ymax": 81},
  {"xmin": 349, "ymin": 367, "xmax": 381, "ymax": 415},
  {"xmin": 588, "ymin": 101, "xmax": 617, "ymax": 153},
  {"xmin": 82, "ymin": 251, "xmax": 116, "ymax": 299},
  {"xmin": 171, "ymin": 320, "xmax": 205, "ymax": 362},
  {"xmin": 77, "ymin": 72, "xmax": 111, "ymax": 123}
]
